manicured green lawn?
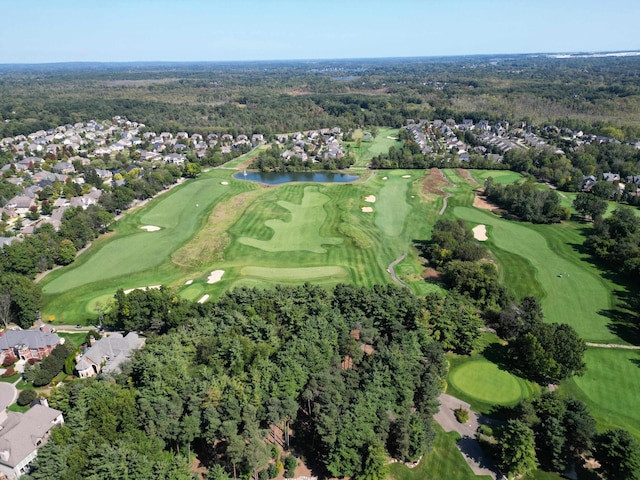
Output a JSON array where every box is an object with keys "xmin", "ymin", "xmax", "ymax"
[
  {"xmin": 446, "ymin": 334, "xmax": 538, "ymax": 414},
  {"xmin": 41, "ymin": 167, "xmax": 444, "ymax": 322},
  {"xmin": 346, "ymin": 127, "xmax": 402, "ymax": 167},
  {"xmin": 57, "ymin": 332, "xmax": 89, "ymax": 348},
  {"xmin": 472, "ymin": 169, "xmax": 523, "ymax": 184},
  {"xmin": 453, "ymin": 206, "xmax": 623, "ymax": 344},
  {"xmin": 239, "ymin": 186, "xmax": 343, "ymax": 253},
  {"xmin": 449, "ymin": 359, "xmax": 528, "ymax": 406},
  {"xmin": 389, "ymin": 425, "xmax": 492, "ymax": 480},
  {"xmin": 561, "ymin": 348, "xmax": 640, "ymax": 439}
]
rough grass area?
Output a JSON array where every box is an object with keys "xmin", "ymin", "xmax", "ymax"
[
  {"xmin": 389, "ymin": 425, "xmax": 492, "ymax": 480},
  {"xmin": 561, "ymin": 348, "xmax": 640, "ymax": 439}
]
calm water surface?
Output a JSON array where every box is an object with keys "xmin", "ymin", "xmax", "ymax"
[{"xmin": 233, "ymin": 171, "xmax": 359, "ymax": 184}]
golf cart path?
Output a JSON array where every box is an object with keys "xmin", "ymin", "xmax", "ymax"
[
  {"xmin": 387, "ymin": 253, "xmax": 410, "ymax": 290},
  {"xmin": 434, "ymin": 393, "xmax": 502, "ymax": 479},
  {"xmin": 585, "ymin": 342, "xmax": 640, "ymax": 350}
]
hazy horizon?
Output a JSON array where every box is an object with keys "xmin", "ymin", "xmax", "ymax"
[{"xmin": 1, "ymin": 0, "xmax": 638, "ymax": 64}]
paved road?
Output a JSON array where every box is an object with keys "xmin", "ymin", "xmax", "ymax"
[{"xmin": 434, "ymin": 393, "xmax": 502, "ymax": 479}]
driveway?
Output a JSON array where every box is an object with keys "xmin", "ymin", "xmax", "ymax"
[
  {"xmin": 434, "ymin": 393, "xmax": 502, "ymax": 479},
  {"xmin": 0, "ymin": 382, "xmax": 18, "ymax": 411}
]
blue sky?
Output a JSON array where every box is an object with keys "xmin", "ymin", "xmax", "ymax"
[{"xmin": 0, "ymin": 0, "xmax": 638, "ymax": 63}]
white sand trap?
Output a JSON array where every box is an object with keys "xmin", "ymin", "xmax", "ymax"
[
  {"xmin": 402, "ymin": 175, "xmax": 411, "ymax": 178},
  {"xmin": 207, "ymin": 270, "xmax": 225, "ymax": 284},
  {"xmin": 221, "ymin": 181, "xmax": 229, "ymax": 185},
  {"xmin": 361, "ymin": 207, "xmax": 374, "ymax": 213},
  {"xmin": 184, "ymin": 280, "xmax": 193, "ymax": 285},
  {"xmin": 123, "ymin": 285, "xmax": 162, "ymax": 294},
  {"xmin": 364, "ymin": 195, "xmax": 376, "ymax": 203},
  {"xmin": 140, "ymin": 225, "xmax": 160, "ymax": 232},
  {"xmin": 472, "ymin": 224, "xmax": 488, "ymax": 241},
  {"xmin": 197, "ymin": 294, "xmax": 210, "ymax": 304},
  {"xmin": 382, "ymin": 176, "xmax": 388, "ymax": 180}
]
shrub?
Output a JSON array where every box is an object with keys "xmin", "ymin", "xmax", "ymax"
[
  {"xmin": 284, "ymin": 455, "xmax": 297, "ymax": 478},
  {"xmin": 271, "ymin": 445, "xmax": 279, "ymax": 460},
  {"xmin": 455, "ymin": 407, "xmax": 470, "ymax": 424},
  {"xmin": 267, "ymin": 464, "xmax": 279, "ymax": 479},
  {"xmin": 258, "ymin": 469, "xmax": 269, "ymax": 480},
  {"xmin": 27, "ymin": 358, "xmax": 38, "ymax": 365},
  {"xmin": 17, "ymin": 389, "xmax": 37, "ymax": 406},
  {"xmin": 2, "ymin": 367, "xmax": 15, "ymax": 377},
  {"xmin": 2, "ymin": 356, "xmax": 15, "ymax": 367},
  {"xmin": 478, "ymin": 424, "xmax": 494, "ymax": 437}
]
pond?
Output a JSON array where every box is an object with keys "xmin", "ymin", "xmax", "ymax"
[{"xmin": 233, "ymin": 171, "xmax": 359, "ymax": 185}]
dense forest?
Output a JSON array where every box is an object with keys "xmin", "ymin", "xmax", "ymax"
[
  {"xmin": 26, "ymin": 283, "xmax": 449, "ymax": 480},
  {"xmin": 2, "ymin": 55, "xmax": 640, "ymax": 139}
]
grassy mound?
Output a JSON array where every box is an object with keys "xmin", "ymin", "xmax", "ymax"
[{"xmin": 449, "ymin": 359, "xmax": 528, "ymax": 406}]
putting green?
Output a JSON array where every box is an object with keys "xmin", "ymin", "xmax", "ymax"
[
  {"xmin": 449, "ymin": 359, "xmax": 525, "ymax": 405},
  {"xmin": 239, "ymin": 186, "xmax": 342, "ymax": 253}
]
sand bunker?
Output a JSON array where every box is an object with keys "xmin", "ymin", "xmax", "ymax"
[
  {"xmin": 472, "ymin": 225, "xmax": 488, "ymax": 241},
  {"xmin": 197, "ymin": 294, "xmax": 210, "ymax": 304},
  {"xmin": 140, "ymin": 225, "xmax": 160, "ymax": 232},
  {"xmin": 382, "ymin": 176, "xmax": 388, "ymax": 180},
  {"xmin": 402, "ymin": 175, "xmax": 411, "ymax": 178},
  {"xmin": 221, "ymin": 181, "xmax": 229, "ymax": 185},
  {"xmin": 364, "ymin": 195, "xmax": 376, "ymax": 203},
  {"xmin": 207, "ymin": 270, "xmax": 225, "ymax": 284},
  {"xmin": 361, "ymin": 207, "xmax": 374, "ymax": 213},
  {"xmin": 123, "ymin": 285, "xmax": 162, "ymax": 294},
  {"xmin": 184, "ymin": 280, "xmax": 193, "ymax": 285}
]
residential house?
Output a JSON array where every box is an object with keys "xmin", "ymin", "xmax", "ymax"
[
  {"xmin": 0, "ymin": 404, "xmax": 64, "ymax": 479},
  {"xmin": 0, "ymin": 327, "xmax": 62, "ymax": 364},
  {"xmin": 5, "ymin": 196, "xmax": 35, "ymax": 216},
  {"xmin": 75, "ymin": 332, "xmax": 145, "ymax": 378}
]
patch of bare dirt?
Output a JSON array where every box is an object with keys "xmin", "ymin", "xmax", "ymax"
[
  {"xmin": 473, "ymin": 192, "xmax": 500, "ymax": 211},
  {"xmin": 422, "ymin": 168, "xmax": 450, "ymax": 196},
  {"xmin": 455, "ymin": 168, "xmax": 479, "ymax": 184},
  {"xmin": 190, "ymin": 457, "xmax": 207, "ymax": 480},
  {"xmin": 423, "ymin": 267, "xmax": 442, "ymax": 280}
]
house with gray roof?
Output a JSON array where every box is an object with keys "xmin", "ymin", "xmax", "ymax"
[
  {"xmin": 0, "ymin": 327, "xmax": 62, "ymax": 364},
  {"xmin": 75, "ymin": 332, "xmax": 145, "ymax": 378},
  {"xmin": 0, "ymin": 404, "xmax": 64, "ymax": 478}
]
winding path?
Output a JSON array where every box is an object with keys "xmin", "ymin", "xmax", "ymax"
[
  {"xmin": 438, "ymin": 193, "xmax": 452, "ymax": 215},
  {"xmin": 585, "ymin": 342, "xmax": 640, "ymax": 350},
  {"xmin": 386, "ymin": 253, "xmax": 411, "ymax": 290}
]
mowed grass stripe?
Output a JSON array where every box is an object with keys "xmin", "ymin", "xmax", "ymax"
[
  {"xmin": 241, "ymin": 266, "xmax": 347, "ymax": 281},
  {"xmin": 453, "ymin": 206, "xmax": 619, "ymax": 344},
  {"xmin": 375, "ymin": 172, "xmax": 412, "ymax": 237},
  {"xmin": 562, "ymin": 348, "xmax": 640, "ymax": 439}
]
